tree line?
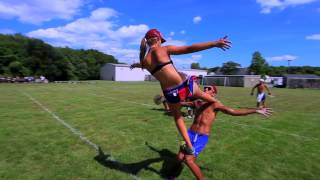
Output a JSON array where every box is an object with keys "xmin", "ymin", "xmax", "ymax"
[
  {"xmin": 191, "ymin": 51, "xmax": 320, "ymax": 76},
  {"xmin": 0, "ymin": 34, "xmax": 118, "ymax": 81}
]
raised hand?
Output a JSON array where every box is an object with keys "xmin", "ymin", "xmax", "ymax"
[
  {"xmin": 256, "ymin": 108, "xmax": 273, "ymax": 117},
  {"xmin": 130, "ymin": 62, "xmax": 140, "ymax": 69},
  {"xmin": 215, "ymin": 36, "xmax": 232, "ymax": 51}
]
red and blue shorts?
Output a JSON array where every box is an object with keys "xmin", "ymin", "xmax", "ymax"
[{"xmin": 163, "ymin": 76, "xmax": 197, "ymax": 104}]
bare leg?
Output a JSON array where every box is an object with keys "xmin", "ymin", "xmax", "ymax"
[
  {"xmin": 192, "ymin": 83, "xmax": 217, "ymax": 103},
  {"xmin": 163, "ymin": 101, "xmax": 170, "ymax": 112},
  {"xmin": 169, "ymin": 151, "xmax": 185, "ymax": 179},
  {"xmin": 168, "ymin": 103, "xmax": 193, "ymax": 150},
  {"xmin": 184, "ymin": 155, "xmax": 204, "ymax": 180}
]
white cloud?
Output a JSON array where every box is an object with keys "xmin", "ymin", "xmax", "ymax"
[
  {"xmin": 163, "ymin": 37, "xmax": 187, "ymax": 46},
  {"xmin": 0, "ymin": 0, "xmax": 83, "ymax": 24},
  {"xmin": 256, "ymin": 0, "xmax": 317, "ymax": 14},
  {"xmin": 193, "ymin": 16, "xmax": 202, "ymax": 24},
  {"xmin": 267, "ymin": 55, "xmax": 298, "ymax": 61},
  {"xmin": 180, "ymin": 30, "xmax": 186, "ymax": 35},
  {"xmin": 306, "ymin": 33, "xmax": 320, "ymax": 40},
  {"xmin": 191, "ymin": 54, "xmax": 203, "ymax": 61},
  {"xmin": 26, "ymin": 8, "xmax": 185, "ymax": 64},
  {"xmin": 172, "ymin": 54, "xmax": 203, "ymax": 69},
  {"xmin": 169, "ymin": 31, "xmax": 175, "ymax": 36}
]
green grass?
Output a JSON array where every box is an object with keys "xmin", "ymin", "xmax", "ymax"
[{"xmin": 0, "ymin": 81, "xmax": 319, "ymax": 179}]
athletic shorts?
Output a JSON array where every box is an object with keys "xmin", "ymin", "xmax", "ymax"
[
  {"xmin": 257, "ymin": 93, "xmax": 266, "ymax": 102},
  {"xmin": 187, "ymin": 129, "xmax": 209, "ymax": 157},
  {"xmin": 163, "ymin": 76, "xmax": 196, "ymax": 104}
]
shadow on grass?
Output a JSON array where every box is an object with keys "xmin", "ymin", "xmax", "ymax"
[
  {"xmin": 94, "ymin": 146, "xmax": 162, "ymax": 176},
  {"xmin": 94, "ymin": 142, "xmax": 183, "ymax": 178},
  {"xmin": 145, "ymin": 142, "xmax": 184, "ymax": 178}
]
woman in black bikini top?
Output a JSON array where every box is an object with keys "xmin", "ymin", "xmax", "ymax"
[{"xmin": 130, "ymin": 28, "xmax": 232, "ymax": 155}]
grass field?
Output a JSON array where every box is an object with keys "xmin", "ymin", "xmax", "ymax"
[{"xmin": 0, "ymin": 81, "xmax": 319, "ymax": 180}]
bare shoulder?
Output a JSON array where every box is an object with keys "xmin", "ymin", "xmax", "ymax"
[
  {"xmin": 212, "ymin": 101, "xmax": 224, "ymax": 110},
  {"xmin": 164, "ymin": 45, "xmax": 186, "ymax": 55}
]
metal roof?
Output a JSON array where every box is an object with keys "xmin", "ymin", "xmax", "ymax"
[{"xmin": 285, "ymin": 74, "xmax": 320, "ymax": 78}]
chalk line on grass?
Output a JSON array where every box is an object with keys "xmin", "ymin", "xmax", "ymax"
[
  {"xmin": 92, "ymin": 92, "xmax": 318, "ymax": 141},
  {"xmin": 22, "ymin": 92, "xmax": 141, "ymax": 180}
]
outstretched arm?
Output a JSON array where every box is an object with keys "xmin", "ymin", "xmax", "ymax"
[
  {"xmin": 166, "ymin": 36, "xmax": 231, "ymax": 55},
  {"xmin": 180, "ymin": 101, "xmax": 195, "ymax": 108},
  {"xmin": 216, "ymin": 104, "xmax": 272, "ymax": 117},
  {"xmin": 130, "ymin": 62, "xmax": 142, "ymax": 69}
]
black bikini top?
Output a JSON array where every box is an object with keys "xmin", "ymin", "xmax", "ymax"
[{"xmin": 150, "ymin": 60, "xmax": 173, "ymax": 75}]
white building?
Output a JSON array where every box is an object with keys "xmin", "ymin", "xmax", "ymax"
[
  {"xmin": 178, "ymin": 69, "xmax": 208, "ymax": 77},
  {"xmin": 100, "ymin": 63, "xmax": 150, "ymax": 81},
  {"xmin": 100, "ymin": 63, "xmax": 209, "ymax": 81}
]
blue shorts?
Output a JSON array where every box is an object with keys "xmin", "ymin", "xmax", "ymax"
[
  {"xmin": 257, "ymin": 93, "xmax": 266, "ymax": 102},
  {"xmin": 187, "ymin": 129, "xmax": 209, "ymax": 157},
  {"xmin": 163, "ymin": 76, "xmax": 196, "ymax": 104}
]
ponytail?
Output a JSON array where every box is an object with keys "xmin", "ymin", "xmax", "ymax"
[{"xmin": 139, "ymin": 38, "xmax": 147, "ymax": 68}]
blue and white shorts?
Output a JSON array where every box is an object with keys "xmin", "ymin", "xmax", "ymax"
[
  {"xmin": 256, "ymin": 93, "xmax": 266, "ymax": 102},
  {"xmin": 187, "ymin": 129, "xmax": 209, "ymax": 157}
]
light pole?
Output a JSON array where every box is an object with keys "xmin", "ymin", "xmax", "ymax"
[{"xmin": 287, "ymin": 59, "xmax": 292, "ymax": 74}]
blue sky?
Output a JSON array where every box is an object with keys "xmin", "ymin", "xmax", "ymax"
[{"xmin": 0, "ymin": 0, "xmax": 319, "ymax": 69}]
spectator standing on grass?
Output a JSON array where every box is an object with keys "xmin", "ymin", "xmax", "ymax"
[
  {"xmin": 167, "ymin": 85, "xmax": 272, "ymax": 180},
  {"xmin": 251, "ymin": 79, "xmax": 272, "ymax": 108},
  {"xmin": 130, "ymin": 29, "xmax": 232, "ymax": 154}
]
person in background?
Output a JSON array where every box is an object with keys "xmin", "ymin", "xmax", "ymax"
[{"xmin": 251, "ymin": 79, "xmax": 272, "ymax": 108}]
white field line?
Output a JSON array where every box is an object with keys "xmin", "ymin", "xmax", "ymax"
[
  {"xmin": 22, "ymin": 92, "xmax": 141, "ymax": 180},
  {"xmin": 91, "ymin": 92, "xmax": 318, "ymax": 141}
]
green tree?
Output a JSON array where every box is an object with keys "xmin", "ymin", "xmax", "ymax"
[
  {"xmin": 221, "ymin": 61, "xmax": 240, "ymax": 75},
  {"xmin": 249, "ymin": 51, "xmax": 269, "ymax": 75},
  {"xmin": 207, "ymin": 66, "xmax": 220, "ymax": 73},
  {"xmin": 191, "ymin": 63, "xmax": 200, "ymax": 69},
  {"xmin": 8, "ymin": 61, "xmax": 30, "ymax": 76}
]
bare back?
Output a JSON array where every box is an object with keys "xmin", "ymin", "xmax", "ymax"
[{"xmin": 142, "ymin": 46, "xmax": 185, "ymax": 89}]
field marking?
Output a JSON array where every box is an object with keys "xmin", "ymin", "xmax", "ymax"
[
  {"xmin": 92, "ymin": 92, "xmax": 318, "ymax": 141},
  {"xmin": 22, "ymin": 92, "xmax": 141, "ymax": 180}
]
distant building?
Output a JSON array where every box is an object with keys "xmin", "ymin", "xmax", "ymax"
[
  {"xmin": 100, "ymin": 63, "xmax": 150, "ymax": 81},
  {"xmin": 212, "ymin": 67, "xmax": 250, "ymax": 75},
  {"xmin": 270, "ymin": 76, "xmax": 284, "ymax": 87},
  {"xmin": 203, "ymin": 75, "xmax": 261, "ymax": 87},
  {"xmin": 284, "ymin": 74, "xmax": 320, "ymax": 89},
  {"xmin": 234, "ymin": 68, "xmax": 250, "ymax": 75},
  {"xmin": 100, "ymin": 63, "xmax": 208, "ymax": 81},
  {"xmin": 178, "ymin": 69, "xmax": 208, "ymax": 77}
]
